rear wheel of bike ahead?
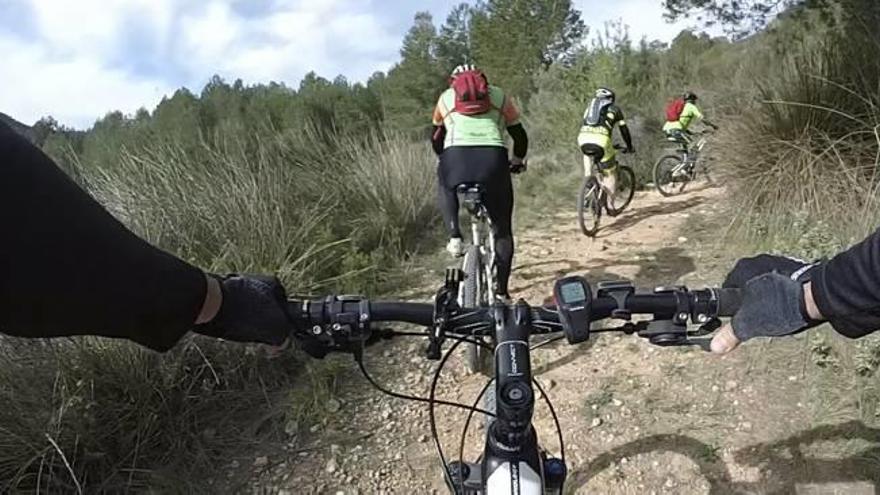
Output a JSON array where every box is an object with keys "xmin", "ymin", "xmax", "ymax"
[
  {"xmin": 607, "ymin": 165, "xmax": 636, "ymax": 216},
  {"xmin": 461, "ymin": 246, "xmax": 491, "ymax": 374},
  {"xmin": 578, "ymin": 176, "xmax": 602, "ymax": 237},
  {"xmin": 654, "ymin": 155, "xmax": 689, "ymax": 197}
]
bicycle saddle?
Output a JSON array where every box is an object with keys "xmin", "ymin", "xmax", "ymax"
[
  {"xmin": 456, "ymin": 183, "xmax": 486, "ymax": 213},
  {"xmin": 456, "ymin": 183, "xmax": 485, "ymax": 195}
]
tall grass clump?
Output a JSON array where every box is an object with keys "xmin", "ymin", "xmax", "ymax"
[
  {"xmin": 0, "ymin": 127, "xmax": 438, "ymax": 492},
  {"xmin": 719, "ymin": 0, "xmax": 880, "ymax": 256}
]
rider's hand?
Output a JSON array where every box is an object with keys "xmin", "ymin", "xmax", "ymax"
[
  {"xmin": 510, "ymin": 156, "xmax": 527, "ymax": 174},
  {"xmin": 711, "ymin": 255, "xmax": 823, "ymax": 354},
  {"xmin": 625, "ymin": 146, "xmax": 635, "ymax": 154},
  {"xmin": 194, "ymin": 274, "xmax": 292, "ymax": 346}
]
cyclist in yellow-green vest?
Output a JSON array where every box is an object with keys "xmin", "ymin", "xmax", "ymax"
[
  {"xmin": 431, "ymin": 64, "xmax": 529, "ymax": 301},
  {"xmin": 663, "ymin": 91, "xmax": 718, "ymax": 145},
  {"xmin": 577, "ymin": 87, "xmax": 634, "ymax": 213}
]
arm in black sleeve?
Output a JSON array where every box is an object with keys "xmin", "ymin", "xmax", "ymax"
[
  {"xmin": 431, "ymin": 125, "xmax": 446, "ymax": 156},
  {"xmin": 619, "ymin": 123, "xmax": 634, "ymax": 151},
  {"xmin": 506, "ymin": 123, "xmax": 528, "ymax": 159},
  {"xmin": 0, "ymin": 122, "xmax": 206, "ymax": 352},
  {"xmin": 811, "ymin": 227, "xmax": 880, "ymax": 338}
]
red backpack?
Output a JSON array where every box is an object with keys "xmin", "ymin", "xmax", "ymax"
[
  {"xmin": 665, "ymin": 97, "xmax": 686, "ymax": 122},
  {"xmin": 451, "ymin": 70, "xmax": 491, "ymax": 116}
]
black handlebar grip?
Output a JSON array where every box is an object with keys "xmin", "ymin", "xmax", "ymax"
[{"xmin": 716, "ymin": 288, "xmax": 742, "ymax": 317}]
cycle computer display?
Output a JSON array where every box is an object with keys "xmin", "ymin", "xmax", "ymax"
[{"xmin": 553, "ymin": 276, "xmax": 592, "ymax": 344}]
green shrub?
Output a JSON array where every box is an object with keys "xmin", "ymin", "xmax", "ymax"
[{"xmin": 718, "ymin": 0, "xmax": 880, "ymax": 253}]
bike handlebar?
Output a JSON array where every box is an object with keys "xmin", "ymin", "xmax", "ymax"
[{"xmin": 290, "ymin": 286, "xmax": 741, "ymax": 344}]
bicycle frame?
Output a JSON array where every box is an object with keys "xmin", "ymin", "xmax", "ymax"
[
  {"xmin": 583, "ymin": 155, "xmax": 610, "ymax": 201},
  {"xmin": 460, "ymin": 194, "xmax": 496, "ymax": 306},
  {"xmin": 677, "ymin": 136, "xmax": 707, "ymax": 168}
]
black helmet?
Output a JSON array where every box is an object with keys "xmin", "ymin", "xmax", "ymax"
[
  {"xmin": 595, "ymin": 87, "xmax": 615, "ymax": 102},
  {"xmin": 683, "ymin": 91, "xmax": 698, "ymax": 102}
]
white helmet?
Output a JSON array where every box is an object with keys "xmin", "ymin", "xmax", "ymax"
[
  {"xmin": 451, "ymin": 64, "xmax": 478, "ymax": 77},
  {"xmin": 595, "ymin": 87, "xmax": 615, "ymax": 101}
]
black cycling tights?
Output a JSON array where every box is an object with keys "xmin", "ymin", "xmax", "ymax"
[{"xmin": 437, "ymin": 146, "xmax": 514, "ymax": 295}]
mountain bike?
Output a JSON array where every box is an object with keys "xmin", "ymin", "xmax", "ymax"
[
  {"xmin": 290, "ymin": 272, "xmax": 741, "ymax": 494},
  {"xmin": 653, "ymin": 130, "xmax": 713, "ymax": 197},
  {"xmin": 457, "ymin": 183, "xmax": 496, "ymax": 375},
  {"xmin": 577, "ymin": 145, "xmax": 636, "ymax": 237}
]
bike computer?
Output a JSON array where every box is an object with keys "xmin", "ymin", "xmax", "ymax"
[{"xmin": 553, "ymin": 276, "xmax": 592, "ymax": 344}]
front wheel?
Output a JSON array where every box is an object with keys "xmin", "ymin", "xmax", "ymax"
[
  {"xmin": 654, "ymin": 155, "xmax": 689, "ymax": 197},
  {"xmin": 461, "ymin": 247, "xmax": 490, "ymax": 374},
  {"xmin": 606, "ymin": 165, "xmax": 636, "ymax": 216},
  {"xmin": 577, "ymin": 176, "xmax": 602, "ymax": 237}
]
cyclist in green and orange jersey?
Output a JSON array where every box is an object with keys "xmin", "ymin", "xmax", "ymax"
[{"xmin": 431, "ymin": 64, "xmax": 528, "ymax": 301}]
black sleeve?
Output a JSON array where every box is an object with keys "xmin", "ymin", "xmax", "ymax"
[
  {"xmin": 506, "ymin": 123, "xmax": 528, "ymax": 159},
  {"xmin": 811, "ymin": 227, "xmax": 880, "ymax": 338},
  {"xmin": 619, "ymin": 124, "xmax": 634, "ymax": 150},
  {"xmin": 0, "ymin": 122, "xmax": 206, "ymax": 352},
  {"xmin": 431, "ymin": 125, "xmax": 446, "ymax": 156}
]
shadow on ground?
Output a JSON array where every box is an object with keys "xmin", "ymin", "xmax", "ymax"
[
  {"xmin": 510, "ymin": 247, "xmax": 696, "ymax": 302},
  {"xmin": 596, "ymin": 196, "xmax": 705, "ymax": 238},
  {"xmin": 567, "ymin": 420, "xmax": 880, "ymax": 494}
]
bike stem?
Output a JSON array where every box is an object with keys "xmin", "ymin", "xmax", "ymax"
[{"xmin": 482, "ymin": 302, "xmax": 543, "ymax": 483}]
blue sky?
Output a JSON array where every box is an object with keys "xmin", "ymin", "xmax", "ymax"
[{"xmin": 1, "ymin": 0, "xmax": 701, "ymax": 129}]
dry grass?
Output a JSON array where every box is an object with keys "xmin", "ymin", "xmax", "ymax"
[{"xmin": 0, "ymin": 129, "xmax": 438, "ymax": 492}]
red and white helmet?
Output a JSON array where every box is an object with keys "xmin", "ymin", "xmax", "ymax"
[{"xmin": 451, "ymin": 64, "xmax": 478, "ymax": 78}]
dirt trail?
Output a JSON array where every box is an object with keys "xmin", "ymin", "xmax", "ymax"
[{"xmin": 245, "ymin": 184, "xmax": 880, "ymax": 494}]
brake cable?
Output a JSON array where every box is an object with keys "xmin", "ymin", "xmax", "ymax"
[
  {"xmin": 458, "ymin": 377, "xmax": 495, "ymax": 493},
  {"xmin": 429, "ymin": 336, "xmax": 467, "ymax": 484},
  {"xmin": 533, "ymin": 376, "xmax": 566, "ymax": 467},
  {"xmin": 530, "ymin": 334, "xmax": 565, "ymax": 350},
  {"xmin": 353, "ymin": 331, "xmax": 496, "ymax": 487},
  {"xmin": 355, "ymin": 333, "xmax": 494, "ymax": 415}
]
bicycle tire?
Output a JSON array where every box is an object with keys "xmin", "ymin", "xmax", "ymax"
[
  {"xmin": 577, "ymin": 176, "xmax": 602, "ymax": 237},
  {"xmin": 607, "ymin": 165, "xmax": 636, "ymax": 216},
  {"xmin": 653, "ymin": 155, "xmax": 688, "ymax": 197},
  {"xmin": 461, "ymin": 246, "xmax": 488, "ymax": 374}
]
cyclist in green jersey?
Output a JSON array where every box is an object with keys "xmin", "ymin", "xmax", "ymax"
[{"xmin": 663, "ymin": 91, "xmax": 718, "ymax": 145}]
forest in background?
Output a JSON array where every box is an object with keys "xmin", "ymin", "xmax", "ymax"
[{"xmin": 2, "ymin": 0, "xmax": 879, "ymax": 491}]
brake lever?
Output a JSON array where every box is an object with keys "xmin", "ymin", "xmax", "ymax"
[{"xmin": 636, "ymin": 317, "xmax": 723, "ymax": 352}]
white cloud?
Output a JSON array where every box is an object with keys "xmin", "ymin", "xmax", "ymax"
[
  {"xmin": 1, "ymin": 0, "xmax": 400, "ymax": 129},
  {"xmin": 576, "ymin": 0, "xmax": 705, "ymax": 43},
  {"xmin": 0, "ymin": 34, "xmax": 173, "ymax": 128}
]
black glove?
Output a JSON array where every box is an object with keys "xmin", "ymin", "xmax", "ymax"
[
  {"xmin": 510, "ymin": 158, "xmax": 527, "ymax": 174},
  {"xmin": 723, "ymin": 254, "xmax": 819, "ymax": 288},
  {"xmin": 624, "ymin": 146, "xmax": 635, "ymax": 154},
  {"xmin": 194, "ymin": 274, "xmax": 292, "ymax": 346},
  {"xmin": 723, "ymin": 255, "xmax": 822, "ymax": 343}
]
